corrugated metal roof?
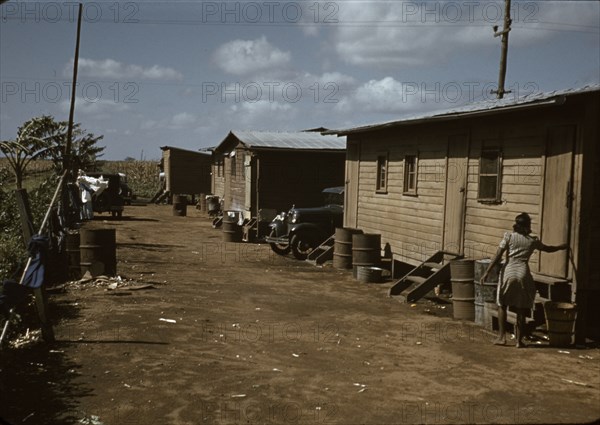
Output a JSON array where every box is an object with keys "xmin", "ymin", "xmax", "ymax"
[
  {"xmin": 229, "ymin": 130, "xmax": 346, "ymax": 150},
  {"xmin": 160, "ymin": 145, "xmax": 212, "ymax": 155},
  {"xmin": 329, "ymin": 84, "xmax": 600, "ymax": 135}
]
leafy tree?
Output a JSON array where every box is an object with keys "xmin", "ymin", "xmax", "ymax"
[
  {"xmin": 0, "ymin": 116, "xmax": 64, "ymax": 189},
  {"xmin": 0, "ymin": 115, "xmax": 105, "ymax": 188},
  {"xmin": 59, "ymin": 123, "xmax": 105, "ymax": 173}
]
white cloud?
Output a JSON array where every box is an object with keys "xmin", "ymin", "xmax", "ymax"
[
  {"xmin": 66, "ymin": 58, "xmax": 183, "ymax": 80},
  {"xmin": 140, "ymin": 112, "xmax": 200, "ymax": 131},
  {"xmin": 332, "ymin": 1, "xmax": 600, "ymax": 70},
  {"xmin": 170, "ymin": 112, "xmax": 196, "ymax": 129},
  {"xmin": 336, "ymin": 77, "xmax": 417, "ymax": 114},
  {"xmin": 60, "ymin": 97, "xmax": 130, "ymax": 117},
  {"xmin": 228, "ymin": 100, "xmax": 296, "ymax": 128},
  {"xmin": 213, "ymin": 36, "xmax": 291, "ymax": 76}
]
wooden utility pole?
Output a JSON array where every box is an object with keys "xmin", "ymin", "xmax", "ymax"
[
  {"xmin": 64, "ymin": 3, "xmax": 83, "ymax": 173},
  {"xmin": 493, "ymin": 0, "xmax": 512, "ymax": 99}
]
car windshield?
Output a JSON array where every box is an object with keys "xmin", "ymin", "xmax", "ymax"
[{"xmin": 323, "ymin": 192, "xmax": 343, "ymax": 206}]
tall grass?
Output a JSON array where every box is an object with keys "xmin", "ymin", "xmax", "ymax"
[{"xmin": 100, "ymin": 160, "xmax": 160, "ymax": 199}]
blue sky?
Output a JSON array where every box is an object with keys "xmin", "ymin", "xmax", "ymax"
[{"xmin": 1, "ymin": 1, "xmax": 599, "ymax": 160}]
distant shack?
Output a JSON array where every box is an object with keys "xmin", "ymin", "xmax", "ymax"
[
  {"xmin": 160, "ymin": 145, "xmax": 212, "ymax": 199},
  {"xmin": 212, "ymin": 130, "xmax": 346, "ymax": 218}
]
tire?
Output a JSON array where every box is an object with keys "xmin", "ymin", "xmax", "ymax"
[
  {"xmin": 290, "ymin": 231, "xmax": 319, "ymax": 260},
  {"xmin": 269, "ymin": 230, "xmax": 291, "ymax": 256}
]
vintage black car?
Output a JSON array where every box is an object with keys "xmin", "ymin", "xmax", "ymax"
[
  {"xmin": 265, "ymin": 187, "xmax": 344, "ymax": 260},
  {"xmin": 86, "ymin": 172, "xmax": 125, "ymax": 218}
]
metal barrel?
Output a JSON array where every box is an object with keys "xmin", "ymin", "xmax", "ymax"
[
  {"xmin": 352, "ymin": 233, "xmax": 381, "ymax": 278},
  {"xmin": 451, "ymin": 259, "xmax": 475, "ymax": 321},
  {"xmin": 356, "ymin": 266, "xmax": 384, "ymax": 283},
  {"xmin": 474, "ymin": 258, "xmax": 502, "ymax": 283},
  {"xmin": 544, "ymin": 302, "xmax": 577, "ymax": 347},
  {"xmin": 222, "ymin": 213, "xmax": 242, "ymax": 242},
  {"xmin": 79, "ymin": 228, "xmax": 117, "ymax": 277},
  {"xmin": 198, "ymin": 193, "xmax": 207, "ymax": 211},
  {"xmin": 173, "ymin": 194, "xmax": 187, "ymax": 216},
  {"xmin": 66, "ymin": 231, "xmax": 81, "ymax": 280},
  {"xmin": 474, "ymin": 259, "xmax": 500, "ymax": 325},
  {"xmin": 333, "ymin": 227, "xmax": 363, "ymax": 270}
]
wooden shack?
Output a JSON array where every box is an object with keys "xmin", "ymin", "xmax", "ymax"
[
  {"xmin": 333, "ymin": 85, "xmax": 600, "ymax": 341},
  {"xmin": 160, "ymin": 146, "xmax": 212, "ymax": 198},
  {"xmin": 212, "ymin": 130, "xmax": 346, "ymax": 220}
]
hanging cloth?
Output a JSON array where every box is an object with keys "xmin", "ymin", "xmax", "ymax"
[{"xmin": 22, "ymin": 235, "xmax": 49, "ymax": 289}]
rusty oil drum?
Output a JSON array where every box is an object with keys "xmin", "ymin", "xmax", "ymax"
[
  {"xmin": 333, "ymin": 227, "xmax": 363, "ymax": 270},
  {"xmin": 79, "ymin": 228, "xmax": 117, "ymax": 277},
  {"xmin": 173, "ymin": 194, "xmax": 187, "ymax": 216},
  {"xmin": 66, "ymin": 231, "xmax": 81, "ymax": 280},
  {"xmin": 352, "ymin": 233, "xmax": 381, "ymax": 278},
  {"xmin": 450, "ymin": 259, "xmax": 475, "ymax": 321},
  {"xmin": 222, "ymin": 212, "xmax": 242, "ymax": 242}
]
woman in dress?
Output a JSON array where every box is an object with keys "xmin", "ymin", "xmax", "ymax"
[{"xmin": 481, "ymin": 213, "xmax": 567, "ymax": 348}]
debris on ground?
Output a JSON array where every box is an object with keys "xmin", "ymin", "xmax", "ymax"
[
  {"xmin": 9, "ymin": 328, "xmax": 41, "ymax": 349},
  {"xmin": 79, "ymin": 415, "xmax": 104, "ymax": 425},
  {"xmin": 63, "ymin": 275, "xmax": 158, "ymax": 291},
  {"xmin": 561, "ymin": 378, "xmax": 593, "ymax": 388}
]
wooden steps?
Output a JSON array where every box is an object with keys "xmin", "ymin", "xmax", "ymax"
[
  {"xmin": 388, "ymin": 251, "xmax": 463, "ymax": 303},
  {"xmin": 306, "ymin": 235, "xmax": 335, "ymax": 265}
]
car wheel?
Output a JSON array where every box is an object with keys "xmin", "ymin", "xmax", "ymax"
[
  {"xmin": 290, "ymin": 231, "xmax": 318, "ymax": 260},
  {"xmin": 269, "ymin": 230, "xmax": 290, "ymax": 256}
]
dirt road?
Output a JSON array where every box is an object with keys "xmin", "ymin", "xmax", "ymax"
[{"xmin": 1, "ymin": 204, "xmax": 599, "ymax": 424}]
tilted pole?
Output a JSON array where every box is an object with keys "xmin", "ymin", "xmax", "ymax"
[{"xmin": 64, "ymin": 3, "xmax": 83, "ymax": 173}]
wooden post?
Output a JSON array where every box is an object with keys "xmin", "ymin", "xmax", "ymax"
[
  {"xmin": 14, "ymin": 189, "xmax": 55, "ymax": 343},
  {"xmin": 14, "ymin": 189, "xmax": 35, "ymax": 246},
  {"xmin": 64, "ymin": 3, "xmax": 83, "ymax": 173},
  {"xmin": 493, "ymin": 0, "xmax": 512, "ymax": 99}
]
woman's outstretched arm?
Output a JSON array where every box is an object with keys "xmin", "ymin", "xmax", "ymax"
[{"xmin": 539, "ymin": 243, "xmax": 568, "ymax": 253}]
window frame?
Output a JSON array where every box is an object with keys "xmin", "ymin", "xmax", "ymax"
[
  {"xmin": 477, "ymin": 148, "xmax": 503, "ymax": 203},
  {"xmin": 403, "ymin": 153, "xmax": 418, "ymax": 196},
  {"xmin": 230, "ymin": 153, "xmax": 236, "ymax": 179},
  {"xmin": 375, "ymin": 153, "xmax": 389, "ymax": 194}
]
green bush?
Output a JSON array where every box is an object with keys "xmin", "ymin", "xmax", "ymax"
[
  {"xmin": 100, "ymin": 160, "xmax": 160, "ymax": 199},
  {"xmin": 0, "ymin": 168, "xmax": 56, "ymax": 282}
]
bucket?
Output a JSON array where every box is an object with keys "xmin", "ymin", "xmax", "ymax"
[
  {"xmin": 173, "ymin": 195, "xmax": 187, "ymax": 216},
  {"xmin": 357, "ymin": 266, "xmax": 383, "ymax": 283},
  {"xmin": 79, "ymin": 228, "xmax": 117, "ymax": 277},
  {"xmin": 544, "ymin": 302, "xmax": 577, "ymax": 347},
  {"xmin": 352, "ymin": 233, "xmax": 381, "ymax": 278},
  {"xmin": 223, "ymin": 211, "xmax": 242, "ymax": 242},
  {"xmin": 66, "ymin": 231, "xmax": 81, "ymax": 280},
  {"xmin": 333, "ymin": 227, "xmax": 363, "ymax": 270}
]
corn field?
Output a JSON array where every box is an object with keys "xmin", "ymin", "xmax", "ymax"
[{"xmin": 100, "ymin": 160, "xmax": 160, "ymax": 199}]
